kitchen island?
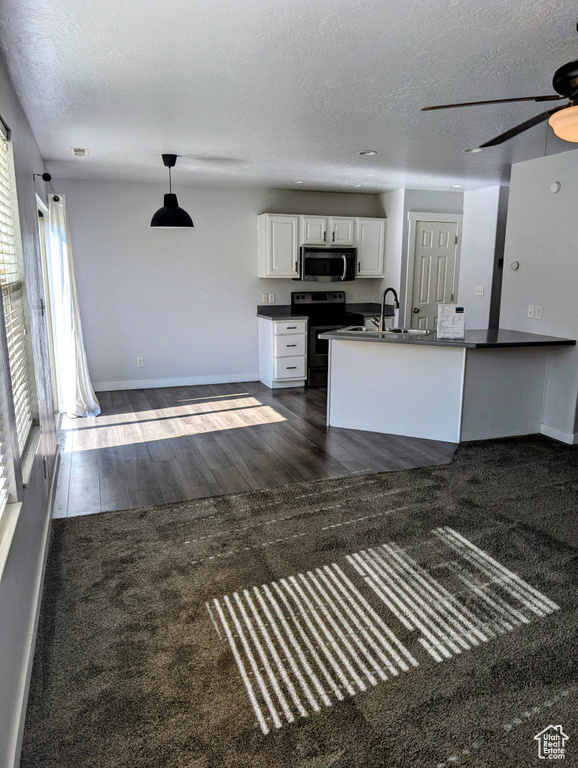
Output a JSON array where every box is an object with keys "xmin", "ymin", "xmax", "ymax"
[{"xmin": 319, "ymin": 328, "xmax": 576, "ymax": 443}]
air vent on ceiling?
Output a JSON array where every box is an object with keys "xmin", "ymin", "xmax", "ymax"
[{"xmin": 71, "ymin": 147, "xmax": 89, "ymax": 157}]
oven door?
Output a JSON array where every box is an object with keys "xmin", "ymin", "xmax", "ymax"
[
  {"xmin": 307, "ymin": 323, "xmax": 344, "ymax": 387},
  {"xmin": 308, "ymin": 324, "xmax": 337, "ymax": 368},
  {"xmin": 302, "ymin": 250, "xmax": 356, "ymax": 282}
]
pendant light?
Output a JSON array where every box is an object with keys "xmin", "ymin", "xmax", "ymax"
[{"xmin": 150, "ymin": 154, "xmax": 194, "ymax": 228}]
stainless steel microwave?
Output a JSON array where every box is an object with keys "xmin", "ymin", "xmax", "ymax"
[{"xmin": 296, "ymin": 246, "xmax": 357, "ymax": 282}]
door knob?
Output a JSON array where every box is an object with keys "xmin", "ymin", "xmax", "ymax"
[{"xmin": 413, "ymin": 308, "xmax": 420, "ymax": 313}]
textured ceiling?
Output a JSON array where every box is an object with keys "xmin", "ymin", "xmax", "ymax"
[{"xmin": 1, "ymin": 0, "xmax": 578, "ymax": 191}]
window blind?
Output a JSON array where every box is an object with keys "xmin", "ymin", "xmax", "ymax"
[{"xmin": 0, "ymin": 130, "xmax": 34, "ymax": 459}]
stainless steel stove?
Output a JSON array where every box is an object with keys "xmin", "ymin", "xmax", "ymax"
[{"xmin": 291, "ymin": 291, "xmax": 365, "ymax": 387}]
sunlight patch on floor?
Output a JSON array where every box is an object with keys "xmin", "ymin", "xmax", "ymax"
[
  {"xmin": 212, "ymin": 528, "xmax": 559, "ymax": 735},
  {"xmin": 60, "ymin": 396, "xmax": 287, "ymax": 452}
]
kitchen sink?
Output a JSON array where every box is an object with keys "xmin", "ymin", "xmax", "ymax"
[
  {"xmin": 381, "ymin": 327, "xmax": 435, "ymax": 335},
  {"xmin": 336, "ymin": 326, "xmax": 435, "ymax": 336}
]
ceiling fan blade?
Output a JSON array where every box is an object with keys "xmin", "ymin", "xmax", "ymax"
[
  {"xmin": 478, "ymin": 105, "xmax": 566, "ymax": 148},
  {"xmin": 421, "ymin": 95, "xmax": 564, "ymax": 111}
]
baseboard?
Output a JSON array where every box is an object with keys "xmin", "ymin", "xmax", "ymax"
[
  {"xmin": 9, "ymin": 449, "xmax": 60, "ymax": 768},
  {"xmin": 540, "ymin": 423, "xmax": 578, "ymax": 445},
  {"xmin": 93, "ymin": 372, "xmax": 260, "ymax": 392}
]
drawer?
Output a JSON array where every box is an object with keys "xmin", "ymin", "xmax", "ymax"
[
  {"xmin": 274, "ymin": 334, "xmax": 305, "ymax": 357},
  {"xmin": 274, "ymin": 356, "xmax": 305, "ymax": 380},
  {"xmin": 274, "ymin": 320, "xmax": 307, "ymax": 335}
]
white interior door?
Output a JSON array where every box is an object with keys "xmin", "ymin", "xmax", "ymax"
[{"xmin": 410, "ymin": 221, "xmax": 458, "ymax": 330}]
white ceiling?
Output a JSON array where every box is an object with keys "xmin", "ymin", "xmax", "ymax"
[{"xmin": 1, "ymin": 0, "xmax": 577, "ymax": 192}]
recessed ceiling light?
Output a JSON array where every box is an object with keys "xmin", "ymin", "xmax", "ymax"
[
  {"xmin": 291, "ymin": 180, "xmax": 304, "ymax": 184},
  {"xmin": 358, "ymin": 150, "xmax": 377, "ymax": 156},
  {"xmin": 450, "ymin": 184, "xmax": 463, "ymax": 188},
  {"xmin": 71, "ymin": 147, "xmax": 89, "ymax": 157},
  {"xmin": 464, "ymin": 147, "xmax": 482, "ymax": 154}
]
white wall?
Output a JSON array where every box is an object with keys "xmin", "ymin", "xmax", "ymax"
[
  {"xmin": 57, "ymin": 181, "xmax": 379, "ymax": 389},
  {"xmin": 500, "ymin": 149, "xmax": 578, "ymax": 441},
  {"xmin": 378, "ymin": 188, "xmax": 404, "ymax": 293},
  {"xmin": 0, "ymin": 54, "xmax": 58, "ymax": 768},
  {"xmin": 458, "ymin": 186, "xmax": 501, "ymax": 328}
]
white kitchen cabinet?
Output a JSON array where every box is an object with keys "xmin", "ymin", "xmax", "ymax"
[
  {"xmin": 299, "ymin": 216, "xmax": 355, "ymax": 246},
  {"xmin": 258, "ymin": 213, "xmax": 385, "ymax": 278},
  {"xmin": 300, "ymin": 216, "xmax": 327, "ymax": 245},
  {"xmin": 258, "ymin": 317, "xmax": 307, "ymax": 388},
  {"xmin": 330, "ymin": 217, "xmax": 355, "ymax": 245},
  {"xmin": 258, "ymin": 214, "xmax": 300, "ymax": 278},
  {"xmin": 356, "ymin": 218, "xmax": 386, "ymax": 278}
]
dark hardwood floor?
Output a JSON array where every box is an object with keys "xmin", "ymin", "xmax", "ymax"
[{"xmin": 54, "ymin": 381, "xmax": 457, "ymax": 518}]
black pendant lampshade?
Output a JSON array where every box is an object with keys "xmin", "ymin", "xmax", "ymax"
[{"xmin": 150, "ymin": 154, "xmax": 194, "ymax": 228}]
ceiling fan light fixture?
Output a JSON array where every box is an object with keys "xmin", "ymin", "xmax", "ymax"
[
  {"xmin": 151, "ymin": 154, "xmax": 194, "ymax": 228},
  {"xmin": 548, "ymin": 105, "xmax": 578, "ymax": 142}
]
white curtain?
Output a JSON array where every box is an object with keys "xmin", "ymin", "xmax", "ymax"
[{"xmin": 46, "ymin": 195, "xmax": 101, "ymax": 417}]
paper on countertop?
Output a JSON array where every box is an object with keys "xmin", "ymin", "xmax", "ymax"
[{"xmin": 437, "ymin": 304, "xmax": 465, "ymax": 339}]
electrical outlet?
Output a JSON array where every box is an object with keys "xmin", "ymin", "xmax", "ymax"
[
  {"xmin": 535, "ymin": 305, "xmax": 543, "ymax": 320},
  {"xmin": 353, "ymin": 291, "xmax": 359, "ymax": 301},
  {"xmin": 268, "ymin": 293, "xmax": 275, "ymax": 304},
  {"xmin": 474, "ymin": 285, "xmax": 484, "ymax": 296},
  {"xmin": 527, "ymin": 304, "xmax": 535, "ymax": 319},
  {"xmin": 261, "ymin": 293, "xmax": 269, "ymax": 304},
  {"xmin": 137, "ymin": 357, "xmax": 144, "ymax": 367}
]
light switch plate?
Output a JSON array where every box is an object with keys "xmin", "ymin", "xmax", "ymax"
[
  {"xmin": 261, "ymin": 293, "xmax": 268, "ymax": 303},
  {"xmin": 474, "ymin": 285, "xmax": 484, "ymax": 296},
  {"xmin": 535, "ymin": 305, "xmax": 543, "ymax": 320},
  {"xmin": 353, "ymin": 291, "xmax": 359, "ymax": 301},
  {"xmin": 527, "ymin": 304, "xmax": 535, "ymax": 318},
  {"xmin": 268, "ymin": 293, "xmax": 275, "ymax": 304}
]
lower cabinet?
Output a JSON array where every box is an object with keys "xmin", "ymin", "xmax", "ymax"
[{"xmin": 258, "ymin": 318, "xmax": 307, "ymax": 388}]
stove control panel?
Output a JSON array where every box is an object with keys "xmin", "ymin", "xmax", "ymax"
[{"xmin": 292, "ymin": 291, "xmax": 345, "ymax": 306}]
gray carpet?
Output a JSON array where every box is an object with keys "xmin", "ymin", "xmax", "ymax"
[{"xmin": 21, "ymin": 435, "xmax": 578, "ymax": 767}]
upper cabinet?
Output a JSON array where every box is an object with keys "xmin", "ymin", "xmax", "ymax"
[
  {"xmin": 258, "ymin": 213, "xmax": 386, "ymax": 279},
  {"xmin": 356, "ymin": 218, "xmax": 386, "ymax": 278},
  {"xmin": 300, "ymin": 216, "xmax": 355, "ymax": 246},
  {"xmin": 258, "ymin": 214, "xmax": 300, "ymax": 278}
]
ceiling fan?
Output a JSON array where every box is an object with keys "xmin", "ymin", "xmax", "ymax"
[{"xmin": 422, "ymin": 40, "xmax": 578, "ymax": 149}]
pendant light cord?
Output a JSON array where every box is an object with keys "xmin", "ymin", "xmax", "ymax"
[{"xmin": 169, "ymin": 166, "xmax": 172, "ymax": 194}]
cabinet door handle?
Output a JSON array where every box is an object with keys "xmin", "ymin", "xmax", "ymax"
[
  {"xmin": 287, "ymin": 326, "xmax": 297, "ymax": 329},
  {"xmin": 332, "ymin": 230, "xmax": 335, "ymax": 242},
  {"xmin": 287, "ymin": 344, "xmax": 297, "ymax": 347},
  {"xmin": 323, "ymin": 230, "xmax": 327, "ymax": 242},
  {"xmin": 287, "ymin": 366, "xmax": 297, "ymax": 370},
  {"xmin": 358, "ymin": 261, "xmax": 361, "ymax": 272},
  {"xmin": 295, "ymin": 260, "xmax": 298, "ymax": 273}
]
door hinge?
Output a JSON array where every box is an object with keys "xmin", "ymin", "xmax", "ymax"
[{"xmin": 40, "ymin": 298, "xmax": 46, "ymax": 317}]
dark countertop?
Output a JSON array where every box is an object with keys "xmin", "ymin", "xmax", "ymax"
[
  {"xmin": 257, "ymin": 305, "xmax": 308, "ymax": 320},
  {"xmin": 319, "ymin": 328, "xmax": 577, "ymax": 349},
  {"xmin": 257, "ymin": 303, "xmax": 394, "ymax": 320}
]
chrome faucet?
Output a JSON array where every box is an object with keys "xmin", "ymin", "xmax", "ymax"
[{"xmin": 372, "ymin": 287, "xmax": 400, "ymax": 331}]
